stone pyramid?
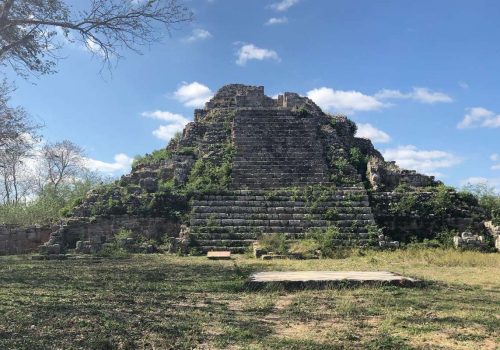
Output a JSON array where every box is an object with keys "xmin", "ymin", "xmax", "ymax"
[{"xmin": 40, "ymin": 84, "xmax": 485, "ymax": 254}]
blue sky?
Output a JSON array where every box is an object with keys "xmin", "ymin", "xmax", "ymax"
[{"xmin": 5, "ymin": 0, "xmax": 500, "ymax": 191}]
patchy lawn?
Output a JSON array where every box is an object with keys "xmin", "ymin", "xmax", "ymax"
[{"xmin": 0, "ymin": 249, "xmax": 499, "ymax": 349}]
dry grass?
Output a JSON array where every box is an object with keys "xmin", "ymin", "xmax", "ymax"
[{"xmin": 0, "ymin": 248, "xmax": 499, "ymax": 349}]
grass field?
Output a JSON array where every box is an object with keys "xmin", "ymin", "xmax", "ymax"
[{"xmin": 0, "ymin": 249, "xmax": 499, "ymax": 349}]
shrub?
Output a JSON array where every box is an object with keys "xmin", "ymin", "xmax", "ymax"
[
  {"xmin": 259, "ymin": 233, "xmax": 287, "ymax": 255},
  {"xmin": 306, "ymin": 225, "xmax": 342, "ymax": 258},
  {"xmin": 323, "ymin": 208, "xmax": 339, "ymax": 220},
  {"xmin": 435, "ymin": 228, "xmax": 458, "ymax": 248}
]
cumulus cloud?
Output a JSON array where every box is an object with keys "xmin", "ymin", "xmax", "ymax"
[
  {"xmin": 173, "ymin": 82, "xmax": 213, "ymax": 108},
  {"xmin": 235, "ymin": 44, "xmax": 280, "ymax": 66},
  {"xmin": 183, "ymin": 29, "xmax": 212, "ymax": 43},
  {"xmin": 142, "ymin": 110, "xmax": 190, "ymax": 142},
  {"xmin": 270, "ymin": 0, "xmax": 299, "ymax": 11},
  {"xmin": 356, "ymin": 123, "xmax": 391, "ymax": 143},
  {"xmin": 375, "ymin": 87, "xmax": 453, "ymax": 104},
  {"xmin": 265, "ymin": 17, "xmax": 288, "ymax": 25},
  {"xmin": 307, "ymin": 87, "xmax": 386, "ymax": 113},
  {"xmin": 84, "ymin": 153, "xmax": 133, "ymax": 174},
  {"xmin": 382, "ymin": 145, "xmax": 461, "ymax": 176},
  {"xmin": 457, "ymin": 107, "xmax": 500, "ymax": 129}
]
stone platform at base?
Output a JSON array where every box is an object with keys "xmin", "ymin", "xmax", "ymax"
[{"xmin": 246, "ymin": 271, "xmax": 421, "ymax": 289}]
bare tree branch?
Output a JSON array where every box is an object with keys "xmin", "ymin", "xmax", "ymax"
[{"xmin": 0, "ymin": 0, "xmax": 193, "ymax": 77}]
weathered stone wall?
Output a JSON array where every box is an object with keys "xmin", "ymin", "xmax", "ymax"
[
  {"xmin": 0, "ymin": 225, "xmax": 53, "ymax": 255},
  {"xmin": 44, "ymin": 215, "xmax": 181, "ymax": 252},
  {"xmin": 367, "ymin": 158, "xmax": 438, "ymax": 191},
  {"xmin": 370, "ymin": 192, "xmax": 484, "ymax": 241}
]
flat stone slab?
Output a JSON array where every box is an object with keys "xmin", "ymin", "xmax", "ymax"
[
  {"xmin": 207, "ymin": 251, "xmax": 231, "ymax": 260},
  {"xmin": 247, "ymin": 271, "xmax": 420, "ymax": 289}
]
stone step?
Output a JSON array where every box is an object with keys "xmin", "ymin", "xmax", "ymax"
[
  {"xmin": 223, "ymin": 187, "xmax": 365, "ymax": 195},
  {"xmin": 191, "ymin": 200, "xmax": 370, "ymax": 207},
  {"xmin": 190, "ymin": 228, "xmax": 374, "ymax": 236},
  {"xmin": 192, "ymin": 207, "xmax": 373, "ymax": 215},
  {"xmin": 192, "ymin": 212, "xmax": 374, "ymax": 220},
  {"xmin": 193, "ymin": 192, "xmax": 368, "ymax": 200},
  {"xmin": 189, "ymin": 218, "xmax": 375, "ymax": 227},
  {"xmin": 192, "ymin": 231, "xmax": 374, "ymax": 240},
  {"xmin": 197, "ymin": 246, "xmax": 248, "ymax": 254},
  {"xmin": 192, "ymin": 194, "xmax": 369, "ymax": 200},
  {"xmin": 196, "ymin": 239, "xmax": 256, "ymax": 247}
]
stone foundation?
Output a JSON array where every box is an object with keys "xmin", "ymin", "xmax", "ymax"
[{"xmin": 41, "ymin": 215, "xmax": 181, "ymax": 253}]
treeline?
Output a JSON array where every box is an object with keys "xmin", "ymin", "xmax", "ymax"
[{"xmin": 0, "ymin": 82, "xmax": 108, "ymax": 225}]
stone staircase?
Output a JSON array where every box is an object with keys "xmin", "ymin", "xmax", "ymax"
[
  {"xmin": 189, "ymin": 187, "xmax": 378, "ymax": 253},
  {"xmin": 189, "ymin": 108, "xmax": 380, "ymax": 253},
  {"xmin": 231, "ymin": 109, "xmax": 331, "ymax": 189}
]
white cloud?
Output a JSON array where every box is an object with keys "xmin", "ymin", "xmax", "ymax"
[
  {"xmin": 183, "ymin": 29, "xmax": 212, "ymax": 43},
  {"xmin": 307, "ymin": 87, "xmax": 386, "ymax": 113},
  {"xmin": 375, "ymin": 87, "xmax": 453, "ymax": 104},
  {"xmin": 382, "ymin": 145, "xmax": 461, "ymax": 175},
  {"xmin": 356, "ymin": 123, "xmax": 391, "ymax": 143},
  {"xmin": 490, "ymin": 154, "xmax": 499, "ymax": 161},
  {"xmin": 235, "ymin": 44, "xmax": 280, "ymax": 66},
  {"xmin": 173, "ymin": 82, "xmax": 213, "ymax": 108},
  {"xmin": 271, "ymin": 0, "xmax": 299, "ymax": 11},
  {"xmin": 461, "ymin": 177, "xmax": 500, "ymax": 192},
  {"xmin": 142, "ymin": 110, "xmax": 190, "ymax": 142},
  {"xmin": 141, "ymin": 110, "xmax": 187, "ymax": 124},
  {"xmin": 84, "ymin": 153, "xmax": 133, "ymax": 174},
  {"xmin": 265, "ymin": 17, "xmax": 288, "ymax": 25},
  {"xmin": 457, "ymin": 107, "xmax": 500, "ymax": 129}
]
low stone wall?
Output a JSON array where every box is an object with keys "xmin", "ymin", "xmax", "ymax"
[
  {"xmin": 0, "ymin": 225, "xmax": 53, "ymax": 255},
  {"xmin": 370, "ymin": 192, "xmax": 484, "ymax": 242},
  {"xmin": 42, "ymin": 215, "xmax": 181, "ymax": 253}
]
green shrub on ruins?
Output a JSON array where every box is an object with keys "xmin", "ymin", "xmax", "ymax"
[
  {"xmin": 389, "ymin": 185, "xmax": 456, "ymax": 218},
  {"xmin": 435, "ymin": 228, "xmax": 459, "ymax": 248},
  {"xmin": 184, "ymin": 143, "xmax": 235, "ymax": 195},
  {"xmin": 306, "ymin": 225, "xmax": 342, "ymax": 257},
  {"xmin": 132, "ymin": 148, "xmax": 173, "ymax": 170},
  {"xmin": 348, "ymin": 147, "xmax": 368, "ymax": 174},
  {"xmin": 259, "ymin": 233, "xmax": 287, "ymax": 255}
]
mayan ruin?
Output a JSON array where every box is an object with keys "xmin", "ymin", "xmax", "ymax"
[{"xmin": 1, "ymin": 1, "xmax": 499, "ymax": 349}]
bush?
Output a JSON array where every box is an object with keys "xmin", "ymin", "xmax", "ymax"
[
  {"xmin": 306, "ymin": 226, "xmax": 342, "ymax": 258},
  {"xmin": 435, "ymin": 228, "xmax": 458, "ymax": 248},
  {"xmin": 259, "ymin": 233, "xmax": 287, "ymax": 255}
]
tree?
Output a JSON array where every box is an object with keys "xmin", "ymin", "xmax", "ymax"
[
  {"xmin": 0, "ymin": 80, "xmax": 41, "ymax": 203},
  {"xmin": 0, "ymin": 0, "xmax": 193, "ymax": 76},
  {"xmin": 42, "ymin": 140, "xmax": 84, "ymax": 191}
]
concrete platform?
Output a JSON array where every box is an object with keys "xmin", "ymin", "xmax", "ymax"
[{"xmin": 246, "ymin": 271, "xmax": 421, "ymax": 289}]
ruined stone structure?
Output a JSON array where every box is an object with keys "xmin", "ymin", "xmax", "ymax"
[{"xmin": 38, "ymin": 84, "xmax": 489, "ymax": 254}]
